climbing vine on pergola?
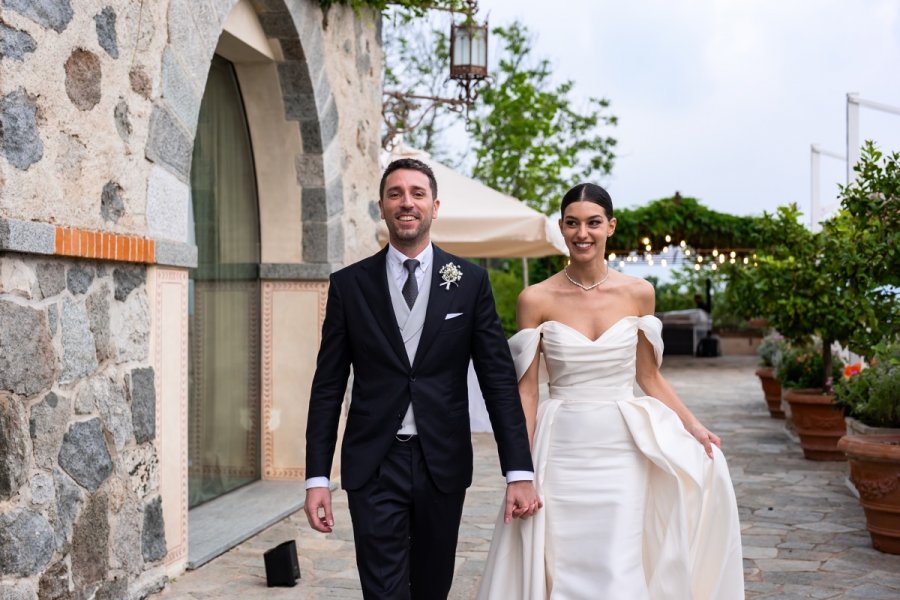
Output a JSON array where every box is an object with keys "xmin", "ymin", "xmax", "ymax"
[{"xmin": 608, "ymin": 194, "xmax": 762, "ymax": 264}]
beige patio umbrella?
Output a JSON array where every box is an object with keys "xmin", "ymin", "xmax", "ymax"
[{"xmin": 378, "ymin": 144, "xmax": 568, "ymax": 258}]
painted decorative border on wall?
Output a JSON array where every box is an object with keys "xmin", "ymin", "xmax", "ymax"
[
  {"xmin": 260, "ymin": 280, "xmax": 328, "ymax": 480},
  {"xmin": 153, "ymin": 268, "xmax": 190, "ymax": 568}
]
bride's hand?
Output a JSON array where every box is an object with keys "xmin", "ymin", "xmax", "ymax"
[{"xmin": 686, "ymin": 421, "xmax": 721, "ymax": 458}]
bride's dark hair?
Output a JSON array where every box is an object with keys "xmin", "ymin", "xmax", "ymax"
[{"xmin": 560, "ymin": 183, "xmax": 614, "ymax": 219}]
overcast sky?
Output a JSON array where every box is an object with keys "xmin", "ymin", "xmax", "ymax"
[{"xmin": 456, "ymin": 0, "xmax": 900, "ymax": 219}]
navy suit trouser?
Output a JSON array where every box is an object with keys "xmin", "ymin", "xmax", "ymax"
[{"xmin": 346, "ymin": 436, "xmax": 466, "ymax": 600}]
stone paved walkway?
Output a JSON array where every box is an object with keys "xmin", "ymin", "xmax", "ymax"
[{"xmin": 151, "ymin": 356, "xmax": 900, "ymax": 599}]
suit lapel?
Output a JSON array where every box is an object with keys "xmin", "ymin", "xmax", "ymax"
[
  {"xmin": 359, "ymin": 246, "xmax": 410, "ymax": 368},
  {"xmin": 412, "ymin": 245, "xmax": 454, "ymax": 371}
]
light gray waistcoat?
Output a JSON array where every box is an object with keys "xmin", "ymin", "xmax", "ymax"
[{"xmin": 387, "ymin": 260, "xmax": 432, "ymax": 433}]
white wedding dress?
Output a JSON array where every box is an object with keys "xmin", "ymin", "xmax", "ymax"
[{"xmin": 477, "ymin": 316, "xmax": 744, "ymax": 599}]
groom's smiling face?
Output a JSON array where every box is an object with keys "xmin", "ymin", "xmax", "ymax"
[{"xmin": 380, "ymin": 168, "xmax": 440, "ymax": 254}]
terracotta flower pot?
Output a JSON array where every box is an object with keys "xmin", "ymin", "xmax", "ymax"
[
  {"xmin": 755, "ymin": 367, "xmax": 784, "ymax": 418},
  {"xmin": 783, "ymin": 388, "xmax": 847, "ymax": 461},
  {"xmin": 838, "ymin": 434, "xmax": 900, "ymax": 554}
]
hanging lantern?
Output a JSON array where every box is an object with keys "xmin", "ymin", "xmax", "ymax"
[{"xmin": 450, "ymin": 18, "xmax": 488, "ymax": 83}]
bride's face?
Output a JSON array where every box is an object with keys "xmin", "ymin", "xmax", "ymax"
[{"xmin": 559, "ymin": 200, "xmax": 616, "ymax": 263}]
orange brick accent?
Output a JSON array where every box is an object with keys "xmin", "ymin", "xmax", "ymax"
[{"xmin": 54, "ymin": 227, "xmax": 156, "ymax": 264}]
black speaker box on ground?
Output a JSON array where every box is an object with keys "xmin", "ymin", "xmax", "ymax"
[{"xmin": 264, "ymin": 540, "xmax": 300, "ymax": 587}]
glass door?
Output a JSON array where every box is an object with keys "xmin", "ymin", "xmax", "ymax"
[{"xmin": 188, "ymin": 55, "xmax": 261, "ymax": 507}]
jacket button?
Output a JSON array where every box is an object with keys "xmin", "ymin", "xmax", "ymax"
[{"xmin": 410, "ymin": 375, "xmax": 416, "ymax": 382}]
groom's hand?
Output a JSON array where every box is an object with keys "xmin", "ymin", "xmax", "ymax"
[
  {"xmin": 504, "ymin": 481, "xmax": 543, "ymax": 523},
  {"xmin": 304, "ymin": 487, "xmax": 334, "ymax": 533}
]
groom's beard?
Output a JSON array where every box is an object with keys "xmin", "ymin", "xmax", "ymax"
[{"xmin": 387, "ymin": 212, "xmax": 433, "ymax": 246}]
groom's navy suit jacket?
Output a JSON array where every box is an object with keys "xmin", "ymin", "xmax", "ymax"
[{"xmin": 306, "ymin": 244, "xmax": 533, "ymax": 493}]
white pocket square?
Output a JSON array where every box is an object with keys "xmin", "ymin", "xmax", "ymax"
[{"xmin": 445, "ymin": 312, "xmax": 463, "ymax": 320}]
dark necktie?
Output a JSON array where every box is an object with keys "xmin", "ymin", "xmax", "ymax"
[{"xmin": 402, "ymin": 259, "xmax": 420, "ymax": 309}]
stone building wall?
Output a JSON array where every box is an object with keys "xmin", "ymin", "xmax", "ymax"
[
  {"xmin": 1, "ymin": 0, "xmax": 384, "ymax": 598},
  {"xmin": 0, "ymin": 0, "xmax": 168, "ymax": 236},
  {"xmin": 0, "ymin": 255, "xmax": 164, "ymax": 599}
]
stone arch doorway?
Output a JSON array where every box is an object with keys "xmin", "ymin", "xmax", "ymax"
[{"xmin": 148, "ymin": 0, "xmax": 351, "ymax": 569}]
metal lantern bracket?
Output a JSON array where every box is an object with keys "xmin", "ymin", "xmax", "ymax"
[{"xmin": 382, "ymin": 0, "xmax": 488, "ymax": 149}]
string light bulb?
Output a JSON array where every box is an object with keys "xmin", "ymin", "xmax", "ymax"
[
  {"xmin": 665, "ymin": 234, "xmax": 672, "ymax": 243},
  {"xmin": 712, "ymin": 249, "xmax": 719, "ymax": 257}
]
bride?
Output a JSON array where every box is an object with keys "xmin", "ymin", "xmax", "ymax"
[{"xmin": 477, "ymin": 183, "xmax": 744, "ymax": 599}]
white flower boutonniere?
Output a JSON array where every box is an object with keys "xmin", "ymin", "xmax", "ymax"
[{"xmin": 439, "ymin": 262, "xmax": 463, "ymax": 290}]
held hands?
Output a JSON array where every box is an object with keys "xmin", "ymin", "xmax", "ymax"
[
  {"xmin": 304, "ymin": 487, "xmax": 334, "ymax": 533},
  {"xmin": 505, "ymin": 480, "xmax": 543, "ymax": 523},
  {"xmin": 686, "ymin": 420, "xmax": 722, "ymax": 458}
]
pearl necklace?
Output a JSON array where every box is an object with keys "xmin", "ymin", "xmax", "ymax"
[{"xmin": 563, "ymin": 265, "xmax": 609, "ymax": 291}]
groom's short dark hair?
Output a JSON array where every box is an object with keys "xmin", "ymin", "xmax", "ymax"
[{"xmin": 380, "ymin": 158, "xmax": 438, "ymax": 199}]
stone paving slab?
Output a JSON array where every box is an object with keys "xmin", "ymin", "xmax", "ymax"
[{"xmin": 151, "ymin": 356, "xmax": 900, "ymax": 599}]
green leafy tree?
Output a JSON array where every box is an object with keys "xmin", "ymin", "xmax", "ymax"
[
  {"xmin": 747, "ymin": 204, "xmax": 864, "ymax": 391},
  {"xmin": 470, "ymin": 22, "xmax": 617, "ymax": 216},
  {"xmin": 382, "ymin": 18, "xmax": 462, "ymax": 160},
  {"xmin": 827, "ymin": 141, "xmax": 900, "ymax": 350}
]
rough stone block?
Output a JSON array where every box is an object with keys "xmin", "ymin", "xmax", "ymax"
[
  {"xmin": 66, "ymin": 263, "xmax": 94, "ymax": 295},
  {"xmin": 259, "ymin": 12, "xmax": 300, "ymax": 39},
  {"xmin": 277, "ymin": 61, "xmax": 313, "ymax": 97},
  {"xmin": 111, "ymin": 288, "xmax": 150, "ymax": 363},
  {"xmin": 284, "ymin": 92, "xmax": 318, "ymax": 122},
  {"xmin": 114, "ymin": 99, "xmax": 132, "ymax": 142},
  {"xmin": 145, "ymin": 105, "xmax": 193, "ymax": 183},
  {"xmin": 86, "ymin": 283, "xmax": 112, "ymax": 361},
  {"xmin": 146, "ymin": 163, "xmax": 190, "ymax": 242},
  {"xmin": 326, "ymin": 176, "xmax": 344, "ymax": 218},
  {"xmin": 166, "ymin": 1, "xmax": 214, "ymax": 86},
  {"xmin": 64, "ymin": 49, "xmax": 102, "ymax": 111},
  {"xmin": 95, "ymin": 577, "xmax": 128, "ymax": 600},
  {"xmin": 0, "ymin": 509, "xmax": 55, "ymax": 576},
  {"xmin": 71, "ymin": 492, "xmax": 109, "ymax": 588},
  {"xmin": 82, "ymin": 373, "xmax": 132, "ymax": 452},
  {"xmin": 130, "ymin": 367, "xmax": 156, "ymax": 444},
  {"xmin": 0, "ymin": 89, "xmax": 44, "ymax": 170},
  {"xmin": 3, "ymin": 0, "xmax": 74, "ymax": 33},
  {"xmin": 100, "ymin": 180, "xmax": 125, "ymax": 223},
  {"xmin": 0, "ymin": 300, "xmax": 55, "ymax": 396},
  {"xmin": 0, "ymin": 257, "xmax": 38, "ymax": 299},
  {"xmin": 30, "ymin": 471, "xmax": 54, "ymax": 506},
  {"xmin": 36, "ymin": 262, "xmax": 66, "ymax": 298},
  {"xmin": 59, "ymin": 297, "xmax": 98, "ymax": 384},
  {"xmin": 0, "ymin": 23, "xmax": 37, "ymax": 62},
  {"xmin": 367, "ymin": 200, "xmax": 380, "ymax": 222},
  {"xmin": 30, "ymin": 391, "xmax": 72, "ymax": 470},
  {"xmin": 53, "ymin": 468, "xmax": 83, "ymax": 549},
  {"xmin": 113, "ymin": 266, "xmax": 145, "ymax": 301},
  {"xmin": 302, "ymin": 221, "xmax": 327, "ymax": 263},
  {"xmin": 0, "ymin": 581, "xmax": 37, "ymax": 600},
  {"xmin": 38, "ymin": 559, "xmax": 71, "ymax": 600},
  {"xmin": 300, "ymin": 119, "xmax": 323, "ymax": 153},
  {"xmin": 94, "ymin": 6, "xmax": 118, "ymax": 59},
  {"xmin": 301, "ymin": 187, "xmax": 327, "ymax": 221},
  {"xmin": 0, "ymin": 394, "xmax": 29, "ymax": 500},
  {"xmin": 296, "ymin": 154, "xmax": 325, "ymax": 187},
  {"xmin": 109, "ymin": 499, "xmax": 143, "ymax": 575},
  {"xmin": 319, "ymin": 99, "xmax": 339, "ymax": 147},
  {"xmin": 121, "ymin": 445, "xmax": 158, "ymax": 498},
  {"xmin": 58, "ymin": 418, "xmax": 113, "ymax": 491},
  {"xmin": 154, "ymin": 239, "xmax": 197, "ymax": 268},
  {"xmin": 142, "ymin": 496, "xmax": 166, "ymax": 562},
  {"xmin": 0, "ymin": 219, "xmax": 55, "ymax": 254},
  {"xmin": 161, "ymin": 46, "xmax": 200, "ymax": 135}
]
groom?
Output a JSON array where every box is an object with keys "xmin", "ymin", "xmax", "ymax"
[{"xmin": 304, "ymin": 158, "xmax": 540, "ymax": 599}]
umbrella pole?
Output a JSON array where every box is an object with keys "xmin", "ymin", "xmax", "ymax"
[{"xmin": 522, "ymin": 257, "xmax": 529, "ymax": 287}]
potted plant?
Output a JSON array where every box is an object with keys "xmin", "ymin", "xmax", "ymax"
[
  {"xmin": 755, "ymin": 333, "xmax": 786, "ymax": 418},
  {"xmin": 836, "ymin": 343, "xmax": 900, "ymax": 554},
  {"xmin": 775, "ymin": 343, "xmax": 845, "ymax": 460}
]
